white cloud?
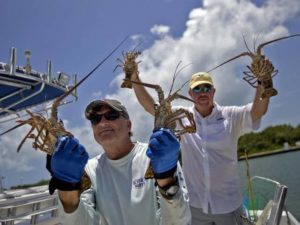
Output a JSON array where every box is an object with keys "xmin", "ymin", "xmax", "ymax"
[
  {"xmin": 150, "ymin": 24, "xmax": 170, "ymax": 37},
  {"xmin": 92, "ymin": 91, "xmax": 103, "ymax": 98}
]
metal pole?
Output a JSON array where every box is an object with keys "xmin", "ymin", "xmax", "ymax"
[
  {"xmin": 267, "ymin": 185, "xmax": 288, "ymax": 225},
  {"xmin": 0, "ymin": 176, "xmax": 5, "ymax": 193},
  {"xmin": 9, "ymin": 47, "xmax": 16, "ymax": 75}
]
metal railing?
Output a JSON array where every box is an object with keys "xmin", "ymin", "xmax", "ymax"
[
  {"xmin": 249, "ymin": 176, "xmax": 289, "ymax": 225},
  {"xmin": 0, "ymin": 188, "xmax": 60, "ymax": 225}
]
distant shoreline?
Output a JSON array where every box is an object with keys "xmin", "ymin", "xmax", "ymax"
[{"xmin": 238, "ymin": 146, "xmax": 300, "ymax": 161}]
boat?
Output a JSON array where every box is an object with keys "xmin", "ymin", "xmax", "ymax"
[{"xmin": 0, "ymin": 47, "xmax": 77, "ymax": 124}]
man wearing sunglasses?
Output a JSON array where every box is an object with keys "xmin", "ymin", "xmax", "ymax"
[
  {"xmin": 47, "ymin": 98, "xmax": 191, "ymax": 225},
  {"xmin": 130, "ymin": 70, "xmax": 270, "ymax": 225}
]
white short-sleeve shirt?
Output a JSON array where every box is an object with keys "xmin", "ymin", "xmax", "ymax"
[{"xmin": 175, "ymin": 103, "xmax": 260, "ymax": 214}]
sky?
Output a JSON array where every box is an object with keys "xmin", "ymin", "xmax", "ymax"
[{"xmin": 0, "ymin": 0, "xmax": 299, "ymax": 188}]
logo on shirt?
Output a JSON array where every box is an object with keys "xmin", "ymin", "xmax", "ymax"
[{"xmin": 133, "ymin": 177, "xmax": 145, "ymax": 189}]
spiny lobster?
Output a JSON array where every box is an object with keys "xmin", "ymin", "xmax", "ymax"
[
  {"xmin": 207, "ymin": 34, "xmax": 300, "ymax": 99},
  {"xmin": 115, "ymin": 51, "xmax": 141, "ymax": 88},
  {"xmin": 119, "ymin": 51, "xmax": 196, "ymax": 178}
]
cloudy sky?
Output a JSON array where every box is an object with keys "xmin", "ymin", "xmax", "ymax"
[{"xmin": 0, "ymin": 0, "xmax": 299, "ymax": 188}]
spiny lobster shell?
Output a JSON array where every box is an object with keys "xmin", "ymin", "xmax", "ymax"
[{"xmin": 120, "ymin": 51, "xmax": 141, "ymax": 88}]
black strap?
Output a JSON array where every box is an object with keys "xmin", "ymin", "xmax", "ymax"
[
  {"xmin": 49, "ymin": 177, "xmax": 81, "ymax": 195},
  {"xmin": 157, "ymin": 176, "xmax": 179, "ymax": 200},
  {"xmin": 153, "ymin": 165, "xmax": 177, "ymax": 179}
]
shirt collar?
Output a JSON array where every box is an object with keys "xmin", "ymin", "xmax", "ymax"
[
  {"xmin": 193, "ymin": 102, "xmax": 220, "ymax": 120},
  {"xmin": 106, "ymin": 142, "xmax": 138, "ymax": 166}
]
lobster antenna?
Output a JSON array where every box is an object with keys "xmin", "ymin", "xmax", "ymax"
[
  {"xmin": 207, "ymin": 33, "xmax": 300, "ymax": 73},
  {"xmin": 55, "ymin": 36, "xmax": 128, "ymax": 104},
  {"xmin": 257, "ymin": 34, "xmax": 300, "ymax": 55},
  {"xmin": 132, "ymin": 40, "xmax": 143, "ymax": 52},
  {"xmin": 176, "ymin": 79, "xmax": 189, "ymax": 94},
  {"xmin": 168, "ymin": 61, "xmax": 183, "ymax": 96},
  {"xmin": 206, "ymin": 52, "xmax": 250, "ymax": 73},
  {"xmin": 170, "ymin": 62, "xmax": 194, "ymax": 95},
  {"xmin": 242, "ymin": 34, "xmax": 251, "ymax": 53},
  {"xmin": 0, "ymin": 123, "xmax": 25, "ymax": 135},
  {"xmin": 175, "ymin": 62, "xmax": 194, "ymax": 81},
  {"xmin": 253, "ymin": 32, "xmax": 261, "ymax": 52}
]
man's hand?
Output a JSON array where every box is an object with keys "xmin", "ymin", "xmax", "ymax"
[
  {"xmin": 146, "ymin": 128, "xmax": 179, "ymax": 179},
  {"xmin": 47, "ymin": 136, "xmax": 89, "ymax": 194}
]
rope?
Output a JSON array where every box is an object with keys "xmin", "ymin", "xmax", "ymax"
[{"xmin": 245, "ymin": 149, "xmax": 258, "ymax": 222}]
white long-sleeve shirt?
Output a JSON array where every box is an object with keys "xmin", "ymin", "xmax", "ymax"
[
  {"xmin": 174, "ymin": 103, "xmax": 260, "ymax": 214},
  {"xmin": 59, "ymin": 141, "xmax": 191, "ymax": 225}
]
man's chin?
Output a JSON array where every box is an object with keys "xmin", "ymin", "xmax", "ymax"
[
  {"xmin": 98, "ymin": 138, "xmax": 115, "ymax": 147},
  {"xmin": 98, "ymin": 133, "xmax": 115, "ymax": 143},
  {"xmin": 197, "ymin": 101, "xmax": 209, "ymax": 107}
]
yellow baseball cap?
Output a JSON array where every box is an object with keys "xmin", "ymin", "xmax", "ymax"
[{"xmin": 189, "ymin": 72, "xmax": 214, "ymax": 89}]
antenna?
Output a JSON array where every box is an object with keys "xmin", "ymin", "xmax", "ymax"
[
  {"xmin": 9, "ymin": 47, "xmax": 16, "ymax": 75},
  {"xmin": 47, "ymin": 60, "xmax": 52, "ymax": 82},
  {"xmin": 24, "ymin": 49, "xmax": 32, "ymax": 74}
]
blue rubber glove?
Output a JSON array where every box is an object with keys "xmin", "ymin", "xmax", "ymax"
[
  {"xmin": 47, "ymin": 136, "xmax": 89, "ymax": 194},
  {"xmin": 51, "ymin": 136, "xmax": 89, "ymax": 182},
  {"xmin": 146, "ymin": 128, "xmax": 179, "ymax": 179}
]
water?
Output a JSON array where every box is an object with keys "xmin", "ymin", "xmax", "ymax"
[{"xmin": 238, "ymin": 150, "xmax": 300, "ymax": 221}]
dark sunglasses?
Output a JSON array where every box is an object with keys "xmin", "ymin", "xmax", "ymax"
[
  {"xmin": 89, "ymin": 110, "xmax": 121, "ymax": 125},
  {"xmin": 192, "ymin": 84, "xmax": 213, "ymax": 93}
]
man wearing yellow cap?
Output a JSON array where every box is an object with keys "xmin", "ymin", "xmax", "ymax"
[{"xmin": 130, "ymin": 69, "xmax": 270, "ymax": 225}]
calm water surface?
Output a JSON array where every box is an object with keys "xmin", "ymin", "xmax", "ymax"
[{"xmin": 238, "ymin": 150, "xmax": 300, "ymax": 221}]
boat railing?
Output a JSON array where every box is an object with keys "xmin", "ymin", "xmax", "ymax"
[
  {"xmin": 0, "ymin": 188, "xmax": 60, "ymax": 225},
  {"xmin": 246, "ymin": 176, "xmax": 289, "ymax": 225}
]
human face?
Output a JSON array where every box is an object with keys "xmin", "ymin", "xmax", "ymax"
[
  {"xmin": 189, "ymin": 84, "xmax": 215, "ymax": 115},
  {"xmin": 90, "ymin": 105, "xmax": 132, "ymax": 147}
]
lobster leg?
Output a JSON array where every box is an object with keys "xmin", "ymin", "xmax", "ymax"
[
  {"xmin": 170, "ymin": 109, "xmax": 196, "ymax": 134},
  {"xmin": 17, "ymin": 126, "xmax": 35, "ymax": 152},
  {"xmin": 34, "ymin": 122, "xmax": 45, "ymax": 146},
  {"xmin": 124, "ymin": 79, "xmax": 161, "ymax": 90},
  {"xmin": 176, "ymin": 116, "xmax": 196, "ymax": 135},
  {"xmin": 175, "ymin": 93, "xmax": 195, "ymax": 104}
]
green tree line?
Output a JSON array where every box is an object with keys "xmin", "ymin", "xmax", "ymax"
[
  {"xmin": 10, "ymin": 179, "xmax": 49, "ymax": 190},
  {"xmin": 238, "ymin": 124, "xmax": 300, "ymax": 157}
]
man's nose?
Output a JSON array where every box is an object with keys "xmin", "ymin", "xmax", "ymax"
[
  {"xmin": 98, "ymin": 116, "xmax": 109, "ymax": 125},
  {"xmin": 95, "ymin": 115, "xmax": 109, "ymax": 126}
]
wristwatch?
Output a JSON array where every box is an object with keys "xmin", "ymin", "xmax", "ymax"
[{"xmin": 157, "ymin": 176, "xmax": 179, "ymax": 200}]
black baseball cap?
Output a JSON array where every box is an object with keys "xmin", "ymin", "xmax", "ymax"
[{"xmin": 85, "ymin": 99, "xmax": 130, "ymax": 120}]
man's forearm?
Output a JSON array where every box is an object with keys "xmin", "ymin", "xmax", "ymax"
[
  {"xmin": 131, "ymin": 72, "xmax": 156, "ymax": 115},
  {"xmin": 156, "ymin": 177, "xmax": 176, "ymax": 188},
  {"xmin": 251, "ymin": 84, "xmax": 270, "ymax": 122},
  {"xmin": 58, "ymin": 190, "xmax": 81, "ymax": 213}
]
